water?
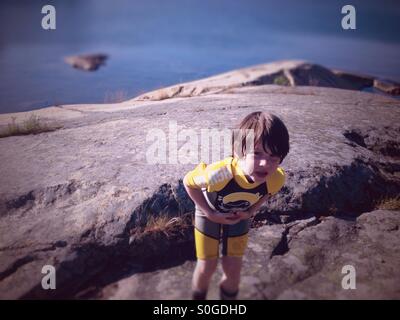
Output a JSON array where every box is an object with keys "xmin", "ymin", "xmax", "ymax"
[{"xmin": 1, "ymin": 0, "xmax": 400, "ymax": 114}]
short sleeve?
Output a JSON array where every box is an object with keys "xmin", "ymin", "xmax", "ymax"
[
  {"xmin": 266, "ymin": 167, "xmax": 286, "ymax": 196},
  {"xmin": 183, "ymin": 162, "xmax": 208, "ymax": 189},
  {"xmin": 183, "ymin": 158, "xmax": 234, "ymax": 191}
]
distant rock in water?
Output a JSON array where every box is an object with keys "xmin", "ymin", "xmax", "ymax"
[{"xmin": 64, "ymin": 53, "xmax": 108, "ymax": 71}]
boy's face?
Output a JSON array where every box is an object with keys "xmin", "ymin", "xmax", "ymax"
[{"xmin": 241, "ymin": 141, "xmax": 281, "ymax": 183}]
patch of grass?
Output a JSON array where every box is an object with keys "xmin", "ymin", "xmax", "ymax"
[
  {"xmin": 273, "ymin": 75, "xmax": 290, "ymax": 86},
  {"xmin": 5, "ymin": 116, "xmax": 19, "ymax": 136},
  {"xmin": 144, "ymin": 214, "xmax": 173, "ymax": 233},
  {"xmin": 144, "ymin": 214, "xmax": 191, "ymax": 236},
  {"xmin": 130, "ymin": 213, "xmax": 193, "ymax": 243},
  {"xmin": 0, "ymin": 114, "xmax": 63, "ymax": 138},
  {"xmin": 375, "ymin": 196, "xmax": 400, "ymax": 210},
  {"xmin": 327, "ymin": 205, "xmax": 339, "ymax": 216}
]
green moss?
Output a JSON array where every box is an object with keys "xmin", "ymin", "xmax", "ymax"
[{"xmin": 273, "ymin": 75, "xmax": 290, "ymax": 86}]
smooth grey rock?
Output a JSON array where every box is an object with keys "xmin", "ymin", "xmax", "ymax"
[
  {"xmin": 263, "ymin": 210, "xmax": 400, "ymax": 299},
  {"xmin": 98, "ymin": 210, "xmax": 400, "ymax": 300},
  {"xmin": 374, "ymin": 79, "xmax": 400, "ymax": 95},
  {"xmin": 332, "ymin": 70, "xmax": 374, "ymax": 90},
  {"xmin": 0, "ymin": 65, "xmax": 399, "ymax": 299},
  {"xmin": 133, "ymin": 60, "xmax": 396, "ymax": 101}
]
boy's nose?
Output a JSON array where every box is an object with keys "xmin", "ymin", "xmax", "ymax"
[{"xmin": 259, "ymin": 159, "xmax": 267, "ymax": 166}]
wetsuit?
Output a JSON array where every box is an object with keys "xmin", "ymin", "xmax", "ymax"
[{"xmin": 184, "ymin": 156, "xmax": 285, "ymax": 259}]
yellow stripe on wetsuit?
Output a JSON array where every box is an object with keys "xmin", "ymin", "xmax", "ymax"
[{"xmin": 194, "ymin": 214, "xmax": 250, "ymax": 259}]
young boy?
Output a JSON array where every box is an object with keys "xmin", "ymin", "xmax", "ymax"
[{"xmin": 183, "ymin": 111, "xmax": 289, "ymax": 300}]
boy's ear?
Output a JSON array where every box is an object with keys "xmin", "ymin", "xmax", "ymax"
[
  {"xmin": 232, "ymin": 140, "xmax": 245, "ymax": 158},
  {"xmin": 232, "ymin": 141, "xmax": 239, "ymax": 158},
  {"xmin": 233, "ymin": 150, "xmax": 245, "ymax": 159}
]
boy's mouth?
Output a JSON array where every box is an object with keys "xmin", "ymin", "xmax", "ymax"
[{"xmin": 254, "ymin": 171, "xmax": 268, "ymax": 178}]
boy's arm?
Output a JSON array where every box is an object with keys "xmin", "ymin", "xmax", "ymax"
[
  {"xmin": 248, "ymin": 194, "xmax": 270, "ymax": 217},
  {"xmin": 183, "ymin": 183, "xmax": 214, "ymax": 216},
  {"xmin": 235, "ymin": 194, "xmax": 270, "ymax": 220},
  {"xmin": 239, "ymin": 168, "xmax": 286, "ymax": 220},
  {"xmin": 183, "ymin": 182, "xmax": 240, "ymax": 225}
]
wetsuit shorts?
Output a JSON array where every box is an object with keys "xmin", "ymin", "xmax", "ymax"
[{"xmin": 194, "ymin": 208, "xmax": 250, "ymax": 260}]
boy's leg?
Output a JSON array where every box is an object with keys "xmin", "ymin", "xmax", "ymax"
[
  {"xmin": 192, "ymin": 213, "xmax": 221, "ymax": 300},
  {"xmin": 219, "ymin": 256, "xmax": 242, "ymax": 300},
  {"xmin": 192, "ymin": 258, "xmax": 218, "ymax": 300},
  {"xmin": 219, "ymin": 220, "xmax": 250, "ymax": 300}
]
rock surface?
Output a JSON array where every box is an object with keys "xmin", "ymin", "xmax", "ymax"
[
  {"xmin": 0, "ymin": 61, "xmax": 399, "ymax": 299},
  {"xmin": 374, "ymin": 79, "xmax": 400, "ymax": 95},
  {"xmin": 98, "ymin": 210, "xmax": 400, "ymax": 300},
  {"xmin": 132, "ymin": 60, "xmax": 400, "ymax": 100}
]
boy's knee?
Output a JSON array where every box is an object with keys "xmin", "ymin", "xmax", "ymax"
[
  {"xmin": 222, "ymin": 266, "xmax": 241, "ymax": 280},
  {"xmin": 197, "ymin": 259, "xmax": 218, "ymax": 276},
  {"xmin": 221, "ymin": 257, "xmax": 242, "ymax": 279}
]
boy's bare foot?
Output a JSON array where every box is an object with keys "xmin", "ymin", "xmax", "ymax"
[
  {"xmin": 192, "ymin": 289, "xmax": 207, "ymax": 300},
  {"xmin": 219, "ymin": 285, "xmax": 238, "ymax": 300}
]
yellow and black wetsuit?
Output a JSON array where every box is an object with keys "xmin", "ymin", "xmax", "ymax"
[{"xmin": 184, "ymin": 157, "xmax": 285, "ymax": 259}]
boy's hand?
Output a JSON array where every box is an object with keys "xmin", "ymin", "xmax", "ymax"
[
  {"xmin": 232, "ymin": 210, "xmax": 253, "ymax": 220},
  {"xmin": 206, "ymin": 211, "xmax": 241, "ymax": 225}
]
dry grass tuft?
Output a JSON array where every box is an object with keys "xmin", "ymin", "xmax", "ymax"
[{"xmin": 0, "ymin": 114, "xmax": 63, "ymax": 138}]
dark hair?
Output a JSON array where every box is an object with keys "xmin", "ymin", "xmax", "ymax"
[{"xmin": 232, "ymin": 112, "xmax": 289, "ymax": 163}]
